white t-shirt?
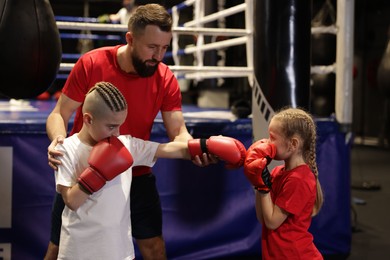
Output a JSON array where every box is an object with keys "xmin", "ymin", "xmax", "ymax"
[
  {"xmin": 116, "ymin": 7, "xmax": 132, "ymax": 25},
  {"xmin": 55, "ymin": 134, "xmax": 159, "ymax": 260}
]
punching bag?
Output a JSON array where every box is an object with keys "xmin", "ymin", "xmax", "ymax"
[
  {"xmin": 377, "ymin": 29, "xmax": 390, "ymax": 97},
  {"xmin": 310, "ymin": 72, "xmax": 336, "ymax": 117},
  {"xmin": 254, "ymin": 0, "xmax": 311, "ymax": 111},
  {"xmin": 377, "ymin": 27, "xmax": 390, "ymax": 147},
  {"xmin": 311, "ymin": 0, "xmax": 336, "ymax": 66},
  {"xmin": 0, "ymin": 0, "xmax": 61, "ymax": 99},
  {"xmin": 310, "ymin": 0, "xmax": 337, "ymax": 117}
]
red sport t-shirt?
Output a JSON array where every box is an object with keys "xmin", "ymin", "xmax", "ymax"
[
  {"xmin": 261, "ymin": 164, "xmax": 323, "ymax": 260},
  {"xmin": 62, "ymin": 45, "xmax": 182, "ymax": 176}
]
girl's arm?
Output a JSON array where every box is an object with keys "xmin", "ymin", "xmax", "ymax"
[
  {"xmin": 255, "ymin": 191, "xmax": 264, "ymax": 222},
  {"xmin": 256, "ymin": 192, "xmax": 289, "ymax": 230},
  {"xmin": 57, "ymin": 184, "xmax": 90, "ymax": 211},
  {"xmin": 154, "ymin": 141, "xmax": 190, "ymax": 160}
]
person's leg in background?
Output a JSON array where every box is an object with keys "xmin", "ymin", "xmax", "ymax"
[
  {"xmin": 43, "ymin": 193, "xmax": 65, "ymax": 260},
  {"xmin": 131, "ymin": 173, "xmax": 167, "ymax": 260}
]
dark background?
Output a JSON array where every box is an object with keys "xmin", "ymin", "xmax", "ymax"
[{"xmin": 49, "ymin": 0, "xmax": 390, "ymax": 144}]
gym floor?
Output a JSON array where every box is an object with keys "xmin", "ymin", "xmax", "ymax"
[{"xmin": 348, "ymin": 142, "xmax": 390, "ymax": 259}]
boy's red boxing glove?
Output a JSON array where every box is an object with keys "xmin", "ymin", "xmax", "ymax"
[
  {"xmin": 188, "ymin": 136, "xmax": 246, "ymax": 169},
  {"xmin": 244, "ymin": 139, "xmax": 276, "ymax": 193},
  {"xmin": 78, "ymin": 136, "xmax": 133, "ymax": 194}
]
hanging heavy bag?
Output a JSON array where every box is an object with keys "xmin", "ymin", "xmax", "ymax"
[
  {"xmin": 377, "ymin": 28, "xmax": 390, "ymax": 98},
  {"xmin": 0, "ymin": 0, "xmax": 62, "ymax": 99}
]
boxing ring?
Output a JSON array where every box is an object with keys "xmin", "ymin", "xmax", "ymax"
[
  {"xmin": 0, "ymin": 101, "xmax": 350, "ymax": 259},
  {"xmin": 0, "ymin": 0, "xmax": 353, "ymax": 259},
  {"xmin": 56, "ymin": 0, "xmax": 354, "ymax": 135}
]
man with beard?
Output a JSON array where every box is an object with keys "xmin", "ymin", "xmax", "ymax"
[{"xmin": 44, "ymin": 4, "xmax": 215, "ymax": 260}]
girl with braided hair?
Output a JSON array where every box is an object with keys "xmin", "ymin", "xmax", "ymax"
[{"xmin": 244, "ymin": 107, "xmax": 324, "ymax": 260}]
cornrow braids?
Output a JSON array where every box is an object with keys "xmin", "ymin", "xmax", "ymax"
[{"xmin": 88, "ymin": 82, "xmax": 127, "ymax": 112}]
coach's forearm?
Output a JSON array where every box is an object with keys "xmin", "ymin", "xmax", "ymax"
[
  {"xmin": 46, "ymin": 112, "xmax": 68, "ymax": 141},
  {"xmin": 173, "ymin": 129, "xmax": 193, "ymax": 142}
]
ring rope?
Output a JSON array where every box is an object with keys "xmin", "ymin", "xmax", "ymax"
[
  {"xmin": 179, "ymin": 36, "xmax": 248, "ymax": 54},
  {"xmin": 184, "ymin": 3, "xmax": 246, "ymax": 27},
  {"xmin": 193, "ymin": 0, "xmax": 205, "ymax": 69},
  {"xmin": 62, "ymin": 53, "xmax": 81, "ymax": 60},
  {"xmin": 55, "ymin": 15, "xmax": 99, "ymax": 23},
  {"xmin": 311, "ymin": 25, "xmax": 338, "ymax": 34},
  {"xmin": 311, "ymin": 65, "xmax": 336, "ymax": 75},
  {"xmin": 60, "ymin": 32, "xmax": 121, "ymax": 41},
  {"xmin": 56, "ymin": 0, "xmax": 254, "ymax": 82},
  {"xmin": 56, "ymin": 21, "xmax": 127, "ymax": 32},
  {"xmin": 56, "ymin": 21, "xmax": 248, "ymax": 36},
  {"xmin": 167, "ymin": 0, "xmax": 196, "ymax": 13},
  {"xmin": 164, "ymin": 36, "xmax": 248, "ymax": 59},
  {"xmin": 171, "ymin": 5, "xmax": 181, "ymax": 66}
]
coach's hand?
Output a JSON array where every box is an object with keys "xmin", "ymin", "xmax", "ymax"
[{"xmin": 48, "ymin": 135, "xmax": 65, "ymax": 171}]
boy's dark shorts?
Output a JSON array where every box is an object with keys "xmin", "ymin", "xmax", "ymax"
[{"xmin": 131, "ymin": 173, "xmax": 163, "ymax": 239}]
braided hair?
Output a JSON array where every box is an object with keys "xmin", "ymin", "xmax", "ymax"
[
  {"xmin": 87, "ymin": 81, "xmax": 127, "ymax": 112},
  {"xmin": 272, "ymin": 107, "xmax": 324, "ymax": 216}
]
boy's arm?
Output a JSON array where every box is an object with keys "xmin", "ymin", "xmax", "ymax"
[
  {"xmin": 54, "ymin": 142, "xmax": 89, "ymax": 211},
  {"xmin": 154, "ymin": 136, "xmax": 247, "ymax": 168},
  {"xmin": 162, "ymin": 110, "xmax": 219, "ymax": 166},
  {"xmin": 57, "ymin": 184, "xmax": 90, "ymax": 211},
  {"xmin": 154, "ymin": 141, "xmax": 190, "ymax": 160}
]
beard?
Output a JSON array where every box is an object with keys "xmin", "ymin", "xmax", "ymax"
[{"xmin": 131, "ymin": 52, "xmax": 159, "ymax": 78}]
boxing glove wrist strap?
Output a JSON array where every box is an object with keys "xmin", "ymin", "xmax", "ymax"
[
  {"xmin": 200, "ymin": 138, "xmax": 208, "ymax": 153},
  {"xmin": 78, "ymin": 182, "xmax": 92, "ymax": 195},
  {"xmin": 254, "ymin": 186, "xmax": 270, "ymax": 194}
]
